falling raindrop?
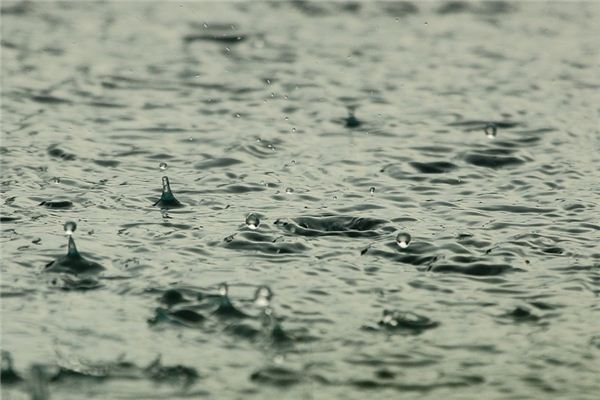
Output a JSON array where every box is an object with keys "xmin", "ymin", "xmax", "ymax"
[
  {"xmin": 396, "ymin": 232, "xmax": 411, "ymax": 249},
  {"xmin": 485, "ymin": 123, "xmax": 497, "ymax": 139},
  {"xmin": 369, "ymin": 186, "xmax": 375, "ymax": 194},
  {"xmin": 218, "ymin": 282, "xmax": 229, "ymax": 297},
  {"xmin": 52, "ymin": 177, "xmax": 61, "ymax": 184},
  {"xmin": 63, "ymin": 221, "xmax": 77, "ymax": 235},
  {"xmin": 245, "ymin": 213, "xmax": 260, "ymax": 230},
  {"xmin": 254, "ymin": 285, "xmax": 273, "ymax": 307},
  {"xmin": 285, "ymin": 187, "xmax": 294, "ymax": 194},
  {"xmin": 159, "ymin": 162, "xmax": 167, "ymax": 171}
]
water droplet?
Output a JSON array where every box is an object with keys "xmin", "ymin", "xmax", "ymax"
[
  {"xmin": 245, "ymin": 213, "xmax": 260, "ymax": 230},
  {"xmin": 159, "ymin": 162, "xmax": 167, "ymax": 171},
  {"xmin": 485, "ymin": 123, "xmax": 497, "ymax": 139},
  {"xmin": 381, "ymin": 310, "xmax": 398, "ymax": 327},
  {"xmin": 254, "ymin": 285, "xmax": 273, "ymax": 307},
  {"xmin": 52, "ymin": 177, "xmax": 61, "ymax": 184},
  {"xmin": 235, "ymin": 113, "xmax": 241, "ymax": 118},
  {"xmin": 291, "ymin": 127, "xmax": 296, "ymax": 133},
  {"xmin": 218, "ymin": 282, "xmax": 229, "ymax": 297},
  {"xmin": 202, "ymin": 23, "xmax": 208, "ymax": 28},
  {"xmin": 285, "ymin": 187, "xmax": 294, "ymax": 194},
  {"xmin": 63, "ymin": 221, "xmax": 77, "ymax": 235},
  {"xmin": 369, "ymin": 186, "xmax": 375, "ymax": 194},
  {"xmin": 396, "ymin": 232, "xmax": 411, "ymax": 249}
]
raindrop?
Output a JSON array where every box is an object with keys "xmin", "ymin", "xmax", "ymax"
[
  {"xmin": 218, "ymin": 282, "xmax": 229, "ymax": 297},
  {"xmin": 52, "ymin": 177, "xmax": 61, "ymax": 184},
  {"xmin": 396, "ymin": 232, "xmax": 411, "ymax": 249},
  {"xmin": 245, "ymin": 213, "xmax": 260, "ymax": 230},
  {"xmin": 381, "ymin": 310, "xmax": 398, "ymax": 327},
  {"xmin": 485, "ymin": 123, "xmax": 497, "ymax": 139},
  {"xmin": 285, "ymin": 187, "xmax": 294, "ymax": 194},
  {"xmin": 369, "ymin": 186, "xmax": 375, "ymax": 194},
  {"xmin": 291, "ymin": 127, "xmax": 296, "ymax": 133},
  {"xmin": 254, "ymin": 285, "xmax": 273, "ymax": 307},
  {"xmin": 159, "ymin": 162, "xmax": 167, "ymax": 171},
  {"xmin": 63, "ymin": 221, "xmax": 77, "ymax": 235}
]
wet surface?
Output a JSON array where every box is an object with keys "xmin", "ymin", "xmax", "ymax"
[{"xmin": 1, "ymin": 1, "xmax": 600, "ymax": 399}]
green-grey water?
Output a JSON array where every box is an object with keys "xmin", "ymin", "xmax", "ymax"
[{"xmin": 1, "ymin": 1, "xmax": 600, "ymax": 399}]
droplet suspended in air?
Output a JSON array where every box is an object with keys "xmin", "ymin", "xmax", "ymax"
[
  {"xmin": 285, "ymin": 187, "xmax": 294, "ymax": 194},
  {"xmin": 63, "ymin": 221, "xmax": 77, "ymax": 235},
  {"xmin": 484, "ymin": 123, "xmax": 497, "ymax": 139},
  {"xmin": 245, "ymin": 213, "xmax": 260, "ymax": 230},
  {"xmin": 369, "ymin": 186, "xmax": 375, "ymax": 194},
  {"xmin": 396, "ymin": 232, "xmax": 411, "ymax": 249},
  {"xmin": 218, "ymin": 282, "xmax": 229, "ymax": 297},
  {"xmin": 254, "ymin": 285, "xmax": 273, "ymax": 308},
  {"xmin": 159, "ymin": 162, "xmax": 167, "ymax": 171}
]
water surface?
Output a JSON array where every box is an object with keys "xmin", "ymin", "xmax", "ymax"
[{"xmin": 1, "ymin": 1, "xmax": 600, "ymax": 399}]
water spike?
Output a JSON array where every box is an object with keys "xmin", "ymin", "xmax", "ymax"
[
  {"xmin": 344, "ymin": 106, "xmax": 362, "ymax": 128},
  {"xmin": 162, "ymin": 176, "xmax": 171, "ymax": 194},
  {"xmin": 153, "ymin": 176, "xmax": 183, "ymax": 209},
  {"xmin": 67, "ymin": 235, "xmax": 79, "ymax": 257}
]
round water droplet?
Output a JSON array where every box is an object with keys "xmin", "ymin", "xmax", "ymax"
[
  {"xmin": 245, "ymin": 213, "xmax": 260, "ymax": 230},
  {"xmin": 254, "ymin": 285, "xmax": 273, "ymax": 307},
  {"xmin": 63, "ymin": 221, "xmax": 77, "ymax": 235},
  {"xmin": 52, "ymin": 177, "xmax": 61, "ymax": 184},
  {"xmin": 291, "ymin": 127, "xmax": 296, "ymax": 133},
  {"xmin": 159, "ymin": 162, "xmax": 167, "ymax": 171},
  {"xmin": 218, "ymin": 282, "xmax": 229, "ymax": 297},
  {"xmin": 285, "ymin": 187, "xmax": 294, "ymax": 194},
  {"xmin": 369, "ymin": 186, "xmax": 375, "ymax": 194},
  {"xmin": 485, "ymin": 123, "xmax": 497, "ymax": 139},
  {"xmin": 396, "ymin": 232, "xmax": 411, "ymax": 249}
]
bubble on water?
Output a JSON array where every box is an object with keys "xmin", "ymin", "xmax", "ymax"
[
  {"xmin": 369, "ymin": 186, "xmax": 375, "ymax": 194},
  {"xmin": 285, "ymin": 187, "xmax": 294, "ymax": 194},
  {"xmin": 254, "ymin": 285, "xmax": 273, "ymax": 307},
  {"xmin": 159, "ymin": 162, "xmax": 167, "ymax": 171},
  {"xmin": 63, "ymin": 221, "xmax": 77, "ymax": 235},
  {"xmin": 396, "ymin": 232, "xmax": 411, "ymax": 249},
  {"xmin": 245, "ymin": 213, "xmax": 260, "ymax": 230},
  {"xmin": 218, "ymin": 282, "xmax": 229, "ymax": 297},
  {"xmin": 485, "ymin": 123, "xmax": 497, "ymax": 139}
]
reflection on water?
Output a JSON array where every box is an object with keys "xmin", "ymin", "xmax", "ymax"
[{"xmin": 1, "ymin": 1, "xmax": 599, "ymax": 399}]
